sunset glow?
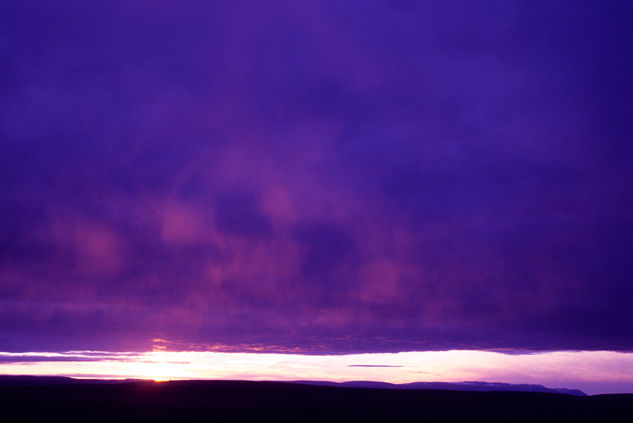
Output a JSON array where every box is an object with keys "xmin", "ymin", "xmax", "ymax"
[{"xmin": 1, "ymin": 350, "xmax": 632, "ymax": 395}]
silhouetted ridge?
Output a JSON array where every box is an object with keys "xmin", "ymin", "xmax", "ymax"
[
  {"xmin": 0, "ymin": 377, "xmax": 630, "ymax": 421},
  {"xmin": 0, "ymin": 375, "xmax": 142, "ymax": 386}
]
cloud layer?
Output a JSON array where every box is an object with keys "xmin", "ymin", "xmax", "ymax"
[{"xmin": 1, "ymin": 0, "xmax": 632, "ymax": 353}]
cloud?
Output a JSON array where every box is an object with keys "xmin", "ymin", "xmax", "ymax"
[
  {"xmin": 214, "ymin": 190, "xmax": 273, "ymax": 238},
  {"xmin": 0, "ymin": 0, "xmax": 631, "ymax": 354},
  {"xmin": 347, "ymin": 365, "xmax": 403, "ymax": 368}
]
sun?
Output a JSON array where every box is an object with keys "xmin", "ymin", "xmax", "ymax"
[{"xmin": 122, "ymin": 352, "xmax": 190, "ymax": 381}]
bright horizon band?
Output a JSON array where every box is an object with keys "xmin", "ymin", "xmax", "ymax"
[{"xmin": 1, "ymin": 349, "xmax": 632, "ymax": 396}]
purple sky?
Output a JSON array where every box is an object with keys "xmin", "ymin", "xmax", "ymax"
[{"xmin": 1, "ymin": 0, "xmax": 632, "ymax": 355}]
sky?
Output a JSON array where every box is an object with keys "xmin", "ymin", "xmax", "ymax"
[{"xmin": 0, "ymin": 0, "xmax": 632, "ymax": 391}]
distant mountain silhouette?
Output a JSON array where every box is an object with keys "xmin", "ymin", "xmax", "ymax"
[
  {"xmin": 0, "ymin": 375, "xmax": 585, "ymax": 395},
  {"xmin": 294, "ymin": 380, "xmax": 586, "ymax": 396},
  {"xmin": 0, "ymin": 375, "xmax": 141, "ymax": 386}
]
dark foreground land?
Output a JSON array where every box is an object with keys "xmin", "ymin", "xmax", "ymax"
[{"xmin": 1, "ymin": 378, "xmax": 631, "ymax": 422}]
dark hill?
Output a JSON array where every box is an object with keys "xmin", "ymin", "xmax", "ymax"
[{"xmin": 0, "ymin": 378, "xmax": 631, "ymax": 421}]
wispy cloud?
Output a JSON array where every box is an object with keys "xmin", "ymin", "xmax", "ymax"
[{"xmin": 348, "ymin": 365, "xmax": 403, "ymax": 368}]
